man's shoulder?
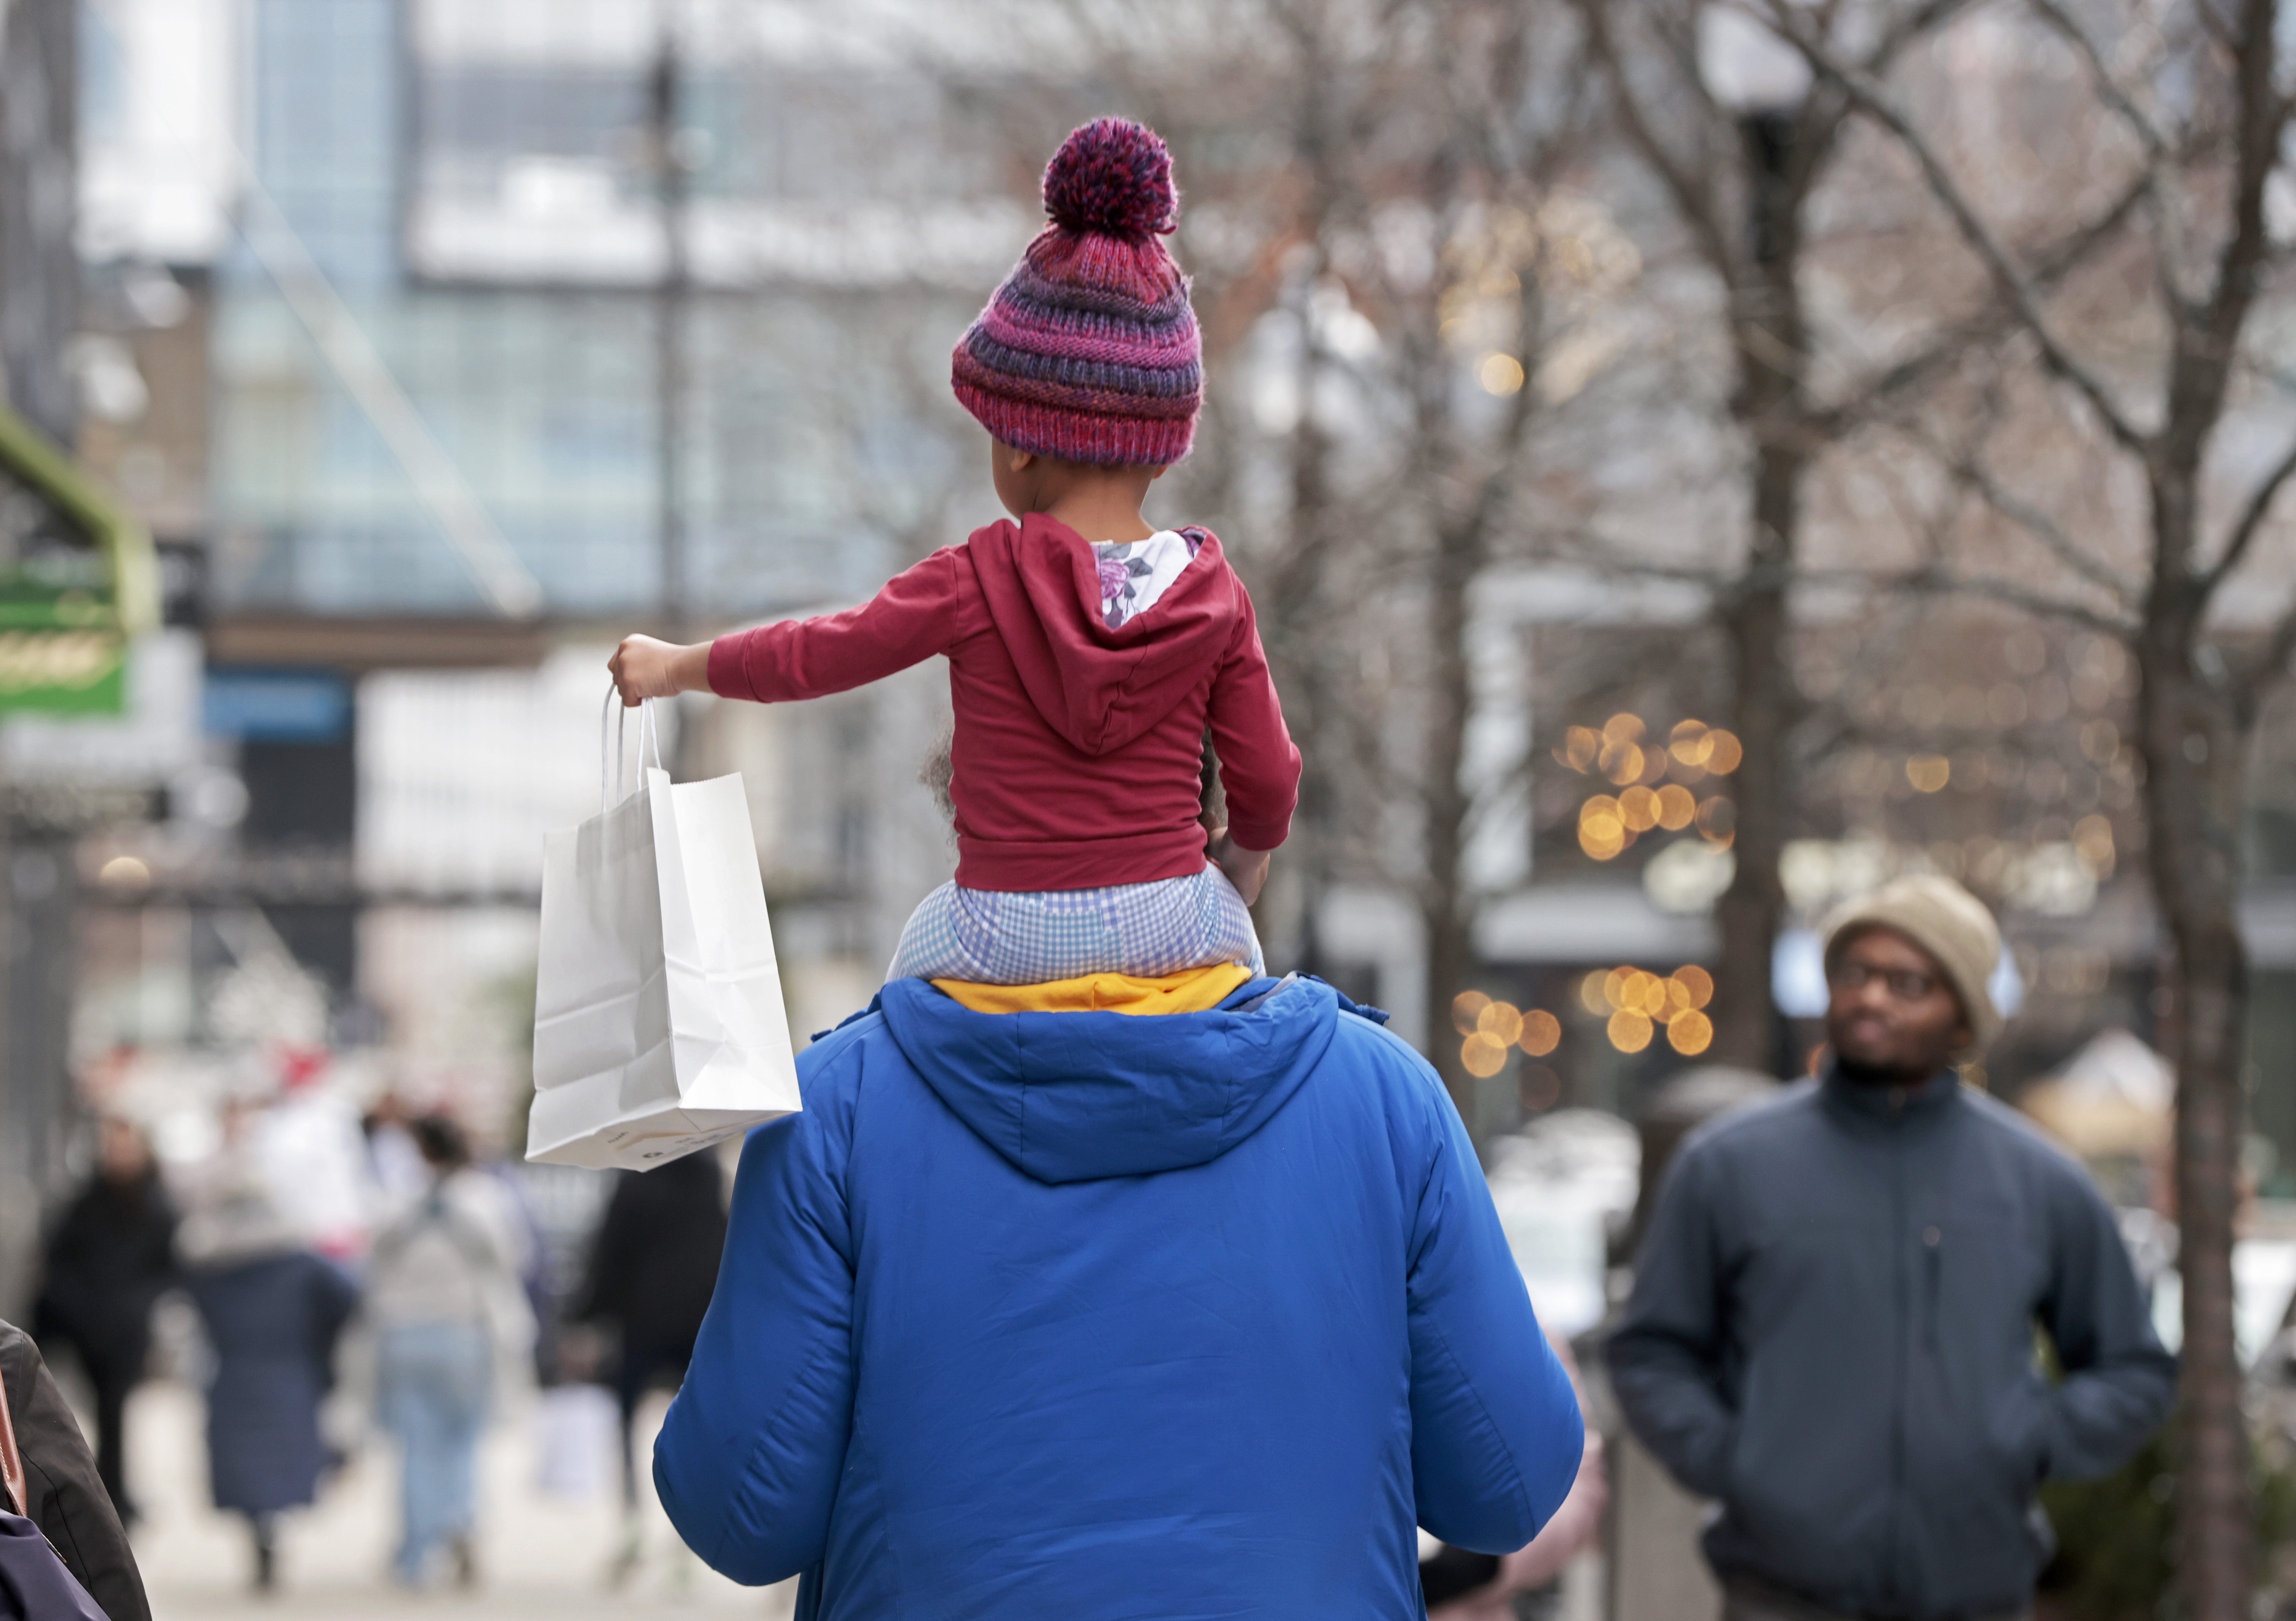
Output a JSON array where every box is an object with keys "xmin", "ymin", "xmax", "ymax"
[
  {"xmin": 786, "ymin": 1006, "xmax": 899, "ymax": 1131},
  {"xmin": 1328, "ymin": 1005, "xmax": 1436, "ymax": 1069},
  {"xmin": 1313, "ymin": 1009, "xmax": 1500, "ymax": 1182},
  {"xmin": 1675, "ymin": 1078, "xmax": 1822, "ymax": 1165},
  {"xmin": 797, "ymin": 1002, "xmax": 886, "ymax": 1074},
  {"xmin": 1324, "ymin": 1005, "xmax": 1454, "ymax": 1111},
  {"xmin": 1955, "ymin": 1084, "xmax": 2097, "ymax": 1188}
]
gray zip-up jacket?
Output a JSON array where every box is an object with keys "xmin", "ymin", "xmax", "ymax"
[{"xmin": 1608, "ymin": 1069, "xmax": 2175, "ymax": 1620}]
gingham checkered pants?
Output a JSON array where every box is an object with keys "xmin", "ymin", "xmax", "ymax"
[{"xmin": 886, "ymin": 865, "xmax": 1265, "ymax": 984}]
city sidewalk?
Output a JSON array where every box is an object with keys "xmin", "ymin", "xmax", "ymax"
[
  {"xmin": 120, "ymin": 1373, "xmax": 1605, "ymax": 1619},
  {"xmin": 122, "ymin": 1379, "xmax": 796, "ymax": 1619}
]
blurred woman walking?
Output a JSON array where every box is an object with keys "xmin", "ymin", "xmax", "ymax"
[
  {"xmin": 178, "ymin": 1164, "xmax": 358, "ymax": 1592},
  {"xmin": 363, "ymin": 1115, "xmax": 531, "ymax": 1591}
]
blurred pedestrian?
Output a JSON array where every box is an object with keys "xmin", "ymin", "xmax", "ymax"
[
  {"xmin": 360, "ymin": 1093, "xmax": 430, "ymax": 1208},
  {"xmin": 1609, "ymin": 875, "xmax": 2175, "ymax": 1621},
  {"xmin": 484, "ymin": 1157, "xmax": 551, "ymax": 1377},
  {"xmin": 363, "ymin": 1115, "xmax": 532, "ymax": 1591},
  {"xmin": 0, "ymin": 1318, "xmax": 152, "ymax": 1621},
  {"xmin": 178, "ymin": 1166, "xmax": 359, "ymax": 1593},
  {"xmin": 569, "ymin": 1152, "xmax": 726, "ymax": 1579},
  {"xmin": 253, "ymin": 1047, "xmax": 372, "ymax": 1261},
  {"xmin": 33, "ymin": 1117, "xmax": 176, "ymax": 1522}
]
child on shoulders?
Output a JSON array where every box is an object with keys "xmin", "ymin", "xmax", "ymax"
[{"xmin": 610, "ymin": 118, "xmax": 1299, "ymax": 988}]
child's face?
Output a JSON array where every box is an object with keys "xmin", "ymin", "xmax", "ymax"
[{"xmin": 989, "ymin": 438, "xmax": 1044, "ymax": 519}]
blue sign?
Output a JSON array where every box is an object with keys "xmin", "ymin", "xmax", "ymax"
[{"xmin": 203, "ymin": 669, "xmax": 350, "ymax": 742}]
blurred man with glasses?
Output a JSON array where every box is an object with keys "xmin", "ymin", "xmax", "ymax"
[{"xmin": 1609, "ymin": 875, "xmax": 2174, "ymax": 1621}]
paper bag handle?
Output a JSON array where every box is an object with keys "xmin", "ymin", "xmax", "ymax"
[{"xmin": 601, "ymin": 689, "xmax": 664, "ymax": 811}]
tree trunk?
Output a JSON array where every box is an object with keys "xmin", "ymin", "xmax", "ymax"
[
  {"xmin": 1710, "ymin": 202, "xmax": 1806, "ymax": 1072},
  {"xmin": 2140, "ymin": 487, "xmax": 2254, "ymax": 1621},
  {"xmin": 1424, "ymin": 522, "xmax": 1480, "ymax": 1123},
  {"xmin": 1711, "ymin": 507, "xmax": 1793, "ymax": 1070},
  {"xmin": 1253, "ymin": 315, "xmax": 1336, "ymax": 980}
]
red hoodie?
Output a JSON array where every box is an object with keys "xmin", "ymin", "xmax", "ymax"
[{"xmin": 707, "ymin": 514, "xmax": 1301, "ymax": 892}]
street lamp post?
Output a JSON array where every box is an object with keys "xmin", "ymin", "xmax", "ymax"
[
  {"xmin": 1696, "ymin": 4, "xmax": 1814, "ymax": 266},
  {"xmin": 649, "ymin": 23, "xmax": 691, "ymax": 642}
]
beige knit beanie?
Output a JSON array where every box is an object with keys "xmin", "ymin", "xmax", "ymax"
[{"xmin": 1821, "ymin": 874, "xmax": 2004, "ymax": 1053}]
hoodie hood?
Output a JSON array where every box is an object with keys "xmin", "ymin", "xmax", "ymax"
[
  {"xmin": 876, "ymin": 975, "xmax": 1337, "ymax": 1183},
  {"xmin": 968, "ymin": 513, "xmax": 1240, "ymax": 756}
]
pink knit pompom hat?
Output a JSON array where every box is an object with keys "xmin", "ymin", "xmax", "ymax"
[{"xmin": 951, "ymin": 117, "xmax": 1201, "ymax": 468}]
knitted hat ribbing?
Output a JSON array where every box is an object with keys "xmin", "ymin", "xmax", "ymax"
[{"xmin": 951, "ymin": 118, "xmax": 1202, "ymax": 468}]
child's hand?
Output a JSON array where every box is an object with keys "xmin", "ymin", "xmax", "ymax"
[
  {"xmin": 1206, "ymin": 826, "xmax": 1272, "ymax": 907},
  {"xmin": 608, "ymin": 636, "xmax": 707, "ymax": 706}
]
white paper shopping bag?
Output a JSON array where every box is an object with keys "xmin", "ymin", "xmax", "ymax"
[{"xmin": 526, "ymin": 698, "xmax": 801, "ymax": 1170}]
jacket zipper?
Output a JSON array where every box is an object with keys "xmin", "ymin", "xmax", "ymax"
[
  {"xmin": 1888, "ymin": 1087, "xmax": 1908, "ymax": 1614},
  {"xmin": 1924, "ymin": 1231, "xmax": 1943, "ymax": 1360}
]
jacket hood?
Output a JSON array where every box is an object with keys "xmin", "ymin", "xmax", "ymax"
[
  {"xmin": 876, "ymin": 975, "xmax": 1337, "ymax": 1183},
  {"xmin": 968, "ymin": 513, "xmax": 1239, "ymax": 756}
]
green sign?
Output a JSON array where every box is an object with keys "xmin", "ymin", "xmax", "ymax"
[
  {"xmin": 0, "ymin": 405, "xmax": 158, "ymax": 717},
  {"xmin": 0, "ymin": 630, "xmax": 126, "ymax": 713}
]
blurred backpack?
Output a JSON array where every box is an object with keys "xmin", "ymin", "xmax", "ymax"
[{"xmin": 0, "ymin": 1365, "xmax": 107, "ymax": 1621}]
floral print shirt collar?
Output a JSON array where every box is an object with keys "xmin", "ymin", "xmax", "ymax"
[{"xmin": 1093, "ymin": 527, "xmax": 1205, "ymax": 630}]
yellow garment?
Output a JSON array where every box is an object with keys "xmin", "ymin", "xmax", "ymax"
[{"xmin": 932, "ymin": 962, "xmax": 1254, "ymax": 1016}]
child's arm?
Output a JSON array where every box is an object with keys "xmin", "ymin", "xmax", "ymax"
[
  {"xmin": 610, "ymin": 549, "xmax": 971, "ymax": 708},
  {"xmin": 1206, "ymin": 827, "xmax": 1273, "ymax": 906},
  {"xmin": 1204, "ymin": 587, "xmax": 1302, "ymax": 895}
]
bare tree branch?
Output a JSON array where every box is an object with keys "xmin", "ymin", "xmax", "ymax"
[
  {"xmin": 2195, "ymin": 0, "xmax": 2293, "ymax": 422},
  {"xmin": 1567, "ymin": 0, "xmax": 1741, "ymax": 285},
  {"xmin": 1752, "ymin": 0, "xmax": 2154, "ymax": 454},
  {"xmin": 2022, "ymin": 0, "xmax": 2194, "ymax": 307},
  {"xmin": 2206, "ymin": 432, "xmax": 2296, "ymax": 592},
  {"xmin": 1809, "ymin": 165, "xmax": 2150, "ymax": 435},
  {"xmin": 1789, "ymin": 599, "xmax": 1933, "ymax": 770},
  {"xmin": 1649, "ymin": 1, "xmax": 1730, "ymax": 132},
  {"xmin": 1805, "ymin": 565, "xmax": 2141, "ymax": 637},
  {"xmin": 2192, "ymin": 0, "xmax": 2242, "ymax": 52},
  {"xmin": 2024, "ymin": 0, "xmax": 2168, "ymax": 159},
  {"xmin": 1930, "ymin": 440, "xmax": 2141, "ymax": 601},
  {"xmin": 1865, "ymin": 0, "xmax": 1973, "ymax": 70},
  {"xmin": 1809, "ymin": 0, "xmax": 1975, "ymax": 154},
  {"xmin": 1532, "ymin": 526, "xmax": 1736, "ymax": 588},
  {"xmin": 1716, "ymin": 4, "xmax": 1956, "ymax": 267}
]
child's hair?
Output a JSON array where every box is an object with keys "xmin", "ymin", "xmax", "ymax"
[
  {"xmin": 412, "ymin": 1113, "xmax": 470, "ymax": 1170},
  {"xmin": 950, "ymin": 117, "xmax": 1202, "ymax": 468}
]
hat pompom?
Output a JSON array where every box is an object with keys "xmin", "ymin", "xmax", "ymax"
[
  {"xmin": 952, "ymin": 115, "xmax": 1201, "ymax": 465},
  {"xmin": 1043, "ymin": 117, "xmax": 1177, "ymax": 241}
]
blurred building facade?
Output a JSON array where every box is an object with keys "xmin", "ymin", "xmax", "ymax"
[
  {"xmin": 3, "ymin": 0, "xmax": 2293, "ymax": 1255},
  {"xmin": 1, "ymin": 0, "xmax": 1069, "ymax": 1288}
]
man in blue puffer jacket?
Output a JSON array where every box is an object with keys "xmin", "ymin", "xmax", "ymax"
[{"xmin": 653, "ymin": 972, "xmax": 1584, "ymax": 1618}]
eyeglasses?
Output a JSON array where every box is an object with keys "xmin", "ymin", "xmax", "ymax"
[{"xmin": 1830, "ymin": 961, "xmax": 1941, "ymax": 1002}]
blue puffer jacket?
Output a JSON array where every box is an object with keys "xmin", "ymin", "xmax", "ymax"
[{"xmin": 654, "ymin": 975, "xmax": 1583, "ymax": 1619}]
